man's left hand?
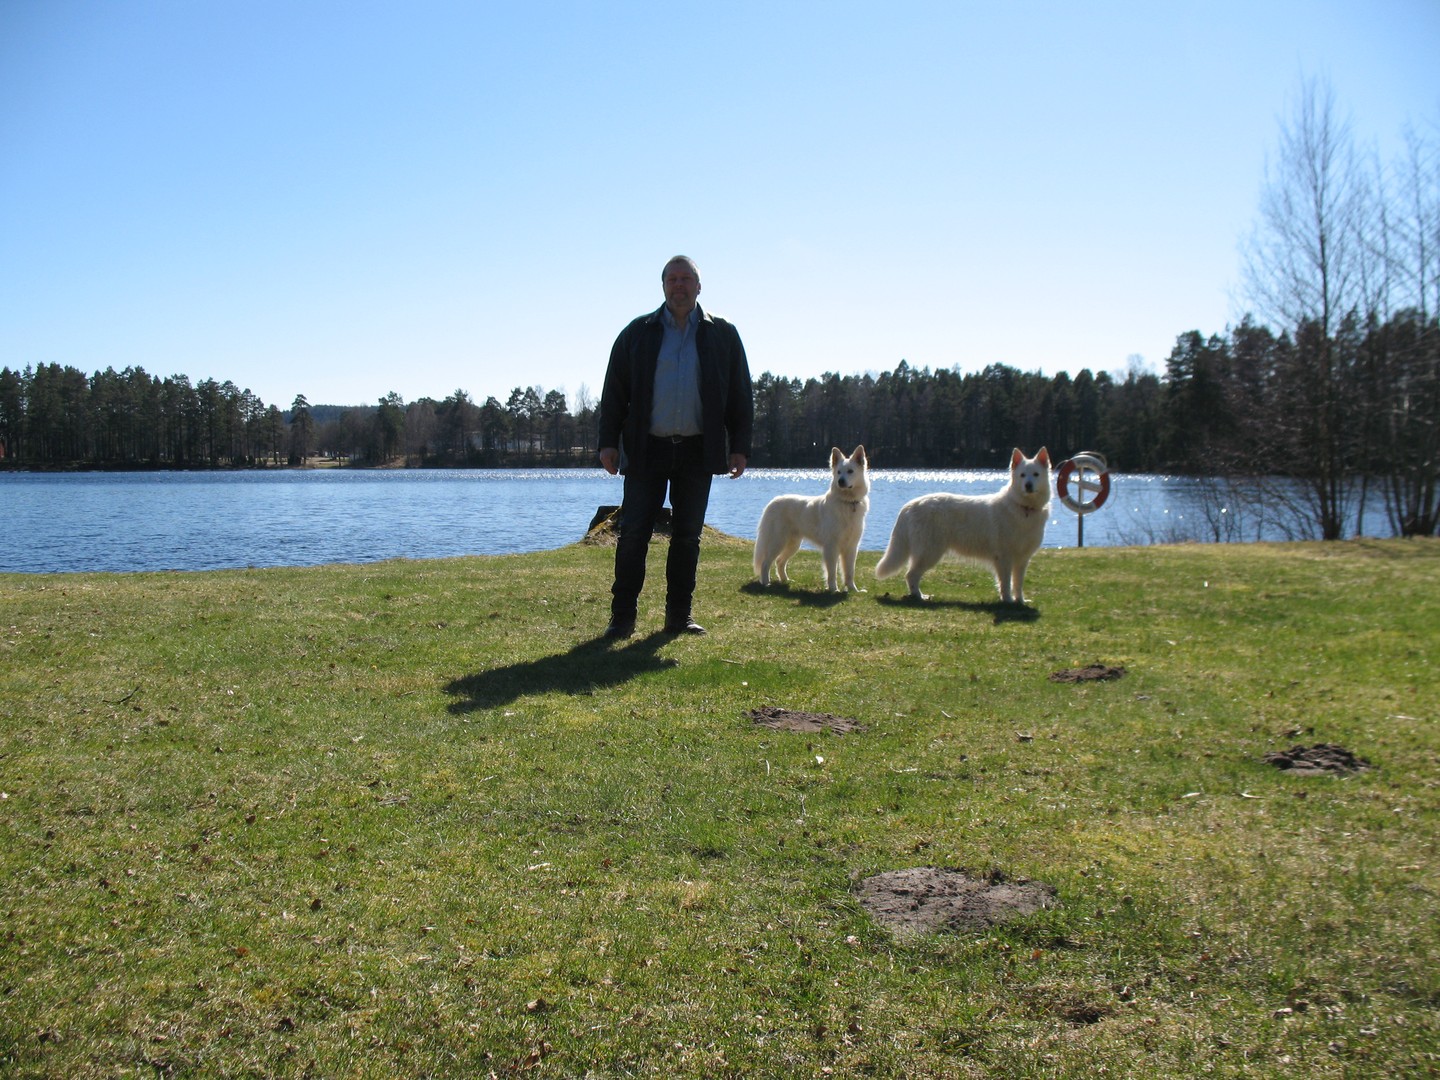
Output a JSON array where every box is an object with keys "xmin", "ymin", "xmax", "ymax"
[{"xmin": 728, "ymin": 453, "xmax": 747, "ymax": 479}]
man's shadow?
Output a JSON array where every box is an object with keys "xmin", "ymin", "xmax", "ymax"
[{"xmin": 443, "ymin": 633, "xmax": 676, "ymax": 714}]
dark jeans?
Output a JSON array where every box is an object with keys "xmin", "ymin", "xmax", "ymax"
[{"xmin": 611, "ymin": 435, "xmax": 713, "ymax": 620}]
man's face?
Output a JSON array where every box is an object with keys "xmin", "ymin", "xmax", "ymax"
[{"xmin": 662, "ymin": 262, "xmax": 700, "ymax": 316}]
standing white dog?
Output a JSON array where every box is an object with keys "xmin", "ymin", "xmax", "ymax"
[
  {"xmin": 754, "ymin": 446, "xmax": 869, "ymax": 592},
  {"xmin": 875, "ymin": 447, "xmax": 1051, "ymax": 603}
]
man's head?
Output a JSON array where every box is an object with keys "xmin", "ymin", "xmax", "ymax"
[{"xmin": 661, "ymin": 256, "xmax": 701, "ymax": 319}]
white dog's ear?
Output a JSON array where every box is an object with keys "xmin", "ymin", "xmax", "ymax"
[
  {"xmin": 1010, "ymin": 447, "xmax": 1023, "ymax": 467},
  {"xmin": 1036, "ymin": 447, "xmax": 1050, "ymax": 465},
  {"xmin": 855, "ymin": 445, "xmax": 866, "ymax": 462},
  {"xmin": 830, "ymin": 447, "xmax": 843, "ymax": 465}
]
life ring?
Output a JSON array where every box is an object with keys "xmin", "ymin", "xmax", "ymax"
[{"xmin": 1057, "ymin": 454, "xmax": 1110, "ymax": 515}]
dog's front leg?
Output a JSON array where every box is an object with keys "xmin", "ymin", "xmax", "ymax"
[
  {"xmin": 1011, "ymin": 560, "xmax": 1029, "ymax": 605},
  {"xmin": 821, "ymin": 544, "xmax": 840, "ymax": 591},
  {"xmin": 994, "ymin": 558, "xmax": 1015, "ymax": 603}
]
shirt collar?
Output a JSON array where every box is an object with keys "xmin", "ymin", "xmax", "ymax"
[{"xmin": 661, "ymin": 303, "xmax": 701, "ymax": 330}]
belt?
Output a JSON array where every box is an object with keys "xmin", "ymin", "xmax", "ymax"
[{"xmin": 651, "ymin": 433, "xmax": 702, "ymax": 444}]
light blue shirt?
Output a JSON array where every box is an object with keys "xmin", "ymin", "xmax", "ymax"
[{"xmin": 650, "ymin": 305, "xmax": 703, "ymax": 437}]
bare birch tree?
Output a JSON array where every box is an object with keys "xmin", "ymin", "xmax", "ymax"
[
  {"xmin": 1242, "ymin": 76, "xmax": 1373, "ymax": 538},
  {"xmin": 1375, "ymin": 123, "xmax": 1440, "ymax": 535}
]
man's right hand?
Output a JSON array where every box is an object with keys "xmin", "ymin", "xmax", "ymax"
[{"xmin": 599, "ymin": 447, "xmax": 620, "ymax": 475}]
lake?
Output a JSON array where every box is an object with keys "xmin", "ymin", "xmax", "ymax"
[{"xmin": 0, "ymin": 468, "xmax": 1380, "ymax": 574}]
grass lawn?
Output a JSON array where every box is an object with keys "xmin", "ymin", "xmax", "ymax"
[{"xmin": 1, "ymin": 535, "xmax": 1437, "ymax": 1078}]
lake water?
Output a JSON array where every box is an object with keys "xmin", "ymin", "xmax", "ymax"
[{"xmin": 0, "ymin": 468, "xmax": 1384, "ymax": 574}]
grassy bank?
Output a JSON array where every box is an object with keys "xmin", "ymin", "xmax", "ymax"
[{"xmin": 2, "ymin": 537, "xmax": 1437, "ymax": 1078}]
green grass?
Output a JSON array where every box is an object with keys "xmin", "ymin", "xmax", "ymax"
[{"xmin": 2, "ymin": 536, "xmax": 1437, "ymax": 1078}]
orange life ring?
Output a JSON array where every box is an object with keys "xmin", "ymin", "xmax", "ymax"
[{"xmin": 1057, "ymin": 456, "xmax": 1110, "ymax": 514}]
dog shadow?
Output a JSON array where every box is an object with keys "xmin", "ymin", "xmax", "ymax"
[
  {"xmin": 874, "ymin": 591, "xmax": 1041, "ymax": 625},
  {"xmin": 740, "ymin": 580, "xmax": 854, "ymax": 608},
  {"xmin": 443, "ymin": 633, "xmax": 676, "ymax": 713}
]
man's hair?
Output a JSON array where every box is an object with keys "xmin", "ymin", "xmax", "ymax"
[{"xmin": 661, "ymin": 256, "xmax": 700, "ymax": 282}]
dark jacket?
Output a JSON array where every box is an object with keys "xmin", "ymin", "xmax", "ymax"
[{"xmin": 598, "ymin": 304, "xmax": 754, "ymax": 476}]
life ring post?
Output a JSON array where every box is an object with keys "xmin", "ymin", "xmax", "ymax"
[{"xmin": 1056, "ymin": 452, "xmax": 1111, "ymax": 547}]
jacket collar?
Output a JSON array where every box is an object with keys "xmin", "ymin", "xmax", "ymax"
[{"xmin": 646, "ymin": 302, "xmax": 711, "ymax": 327}]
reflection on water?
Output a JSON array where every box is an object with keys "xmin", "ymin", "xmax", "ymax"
[{"xmin": 0, "ymin": 468, "xmax": 1386, "ymax": 573}]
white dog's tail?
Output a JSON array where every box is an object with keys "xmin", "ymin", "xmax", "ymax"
[{"xmin": 874, "ymin": 511, "xmax": 910, "ymax": 580}]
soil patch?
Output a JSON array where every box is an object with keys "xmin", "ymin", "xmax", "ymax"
[
  {"xmin": 1263, "ymin": 743, "xmax": 1372, "ymax": 776},
  {"xmin": 855, "ymin": 867, "xmax": 1058, "ymax": 940},
  {"xmin": 747, "ymin": 706, "xmax": 865, "ymax": 735},
  {"xmin": 1050, "ymin": 664, "xmax": 1126, "ymax": 683}
]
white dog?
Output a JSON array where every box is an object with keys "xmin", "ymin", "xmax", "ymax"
[
  {"xmin": 754, "ymin": 446, "xmax": 870, "ymax": 592},
  {"xmin": 874, "ymin": 447, "xmax": 1051, "ymax": 603}
]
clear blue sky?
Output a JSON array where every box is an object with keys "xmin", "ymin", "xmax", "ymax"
[{"xmin": 3, "ymin": 0, "xmax": 1437, "ymax": 411}]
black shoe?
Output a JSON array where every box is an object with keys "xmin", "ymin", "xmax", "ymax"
[
  {"xmin": 604, "ymin": 617, "xmax": 636, "ymax": 639},
  {"xmin": 663, "ymin": 615, "xmax": 706, "ymax": 635}
]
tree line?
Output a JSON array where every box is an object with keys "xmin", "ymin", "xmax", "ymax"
[
  {"xmin": 0, "ymin": 354, "xmax": 1188, "ymax": 473},
  {"xmin": 1, "ymin": 79, "xmax": 1436, "ymax": 539},
  {"xmin": 1, "ymin": 316, "xmax": 1434, "ymax": 538}
]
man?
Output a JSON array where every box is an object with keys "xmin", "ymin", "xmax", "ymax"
[{"xmin": 597, "ymin": 255, "xmax": 753, "ymax": 638}]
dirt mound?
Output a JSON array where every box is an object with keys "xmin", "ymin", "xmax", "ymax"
[
  {"xmin": 1050, "ymin": 664, "xmax": 1126, "ymax": 683},
  {"xmin": 1263, "ymin": 743, "xmax": 1371, "ymax": 776},
  {"xmin": 747, "ymin": 706, "xmax": 865, "ymax": 735},
  {"xmin": 581, "ymin": 505, "xmax": 623, "ymax": 544},
  {"xmin": 856, "ymin": 868, "xmax": 1057, "ymax": 940},
  {"xmin": 582, "ymin": 506, "xmax": 746, "ymax": 547}
]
